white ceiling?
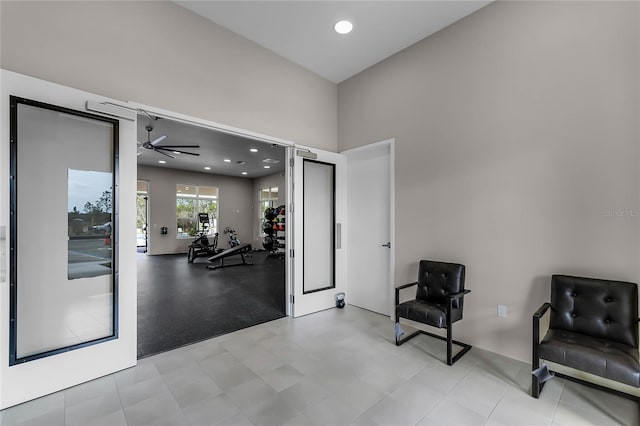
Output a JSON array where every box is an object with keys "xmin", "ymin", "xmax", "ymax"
[
  {"xmin": 137, "ymin": 115, "xmax": 286, "ymax": 178},
  {"xmin": 176, "ymin": 0, "xmax": 492, "ymax": 83},
  {"xmin": 140, "ymin": 1, "xmax": 490, "ymax": 175}
]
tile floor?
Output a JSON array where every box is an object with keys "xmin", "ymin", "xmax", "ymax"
[{"xmin": 1, "ymin": 306, "xmax": 638, "ymax": 426}]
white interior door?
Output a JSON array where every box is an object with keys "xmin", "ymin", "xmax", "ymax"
[
  {"xmin": 344, "ymin": 140, "xmax": 394, "ymax": 316},
  {"xmin": 0, "ymin": 70, "xmax": 137, "ymax": 409},
  {"xmin": 292, "ymin": 146, "xmax": 346, "ymax": 317}
]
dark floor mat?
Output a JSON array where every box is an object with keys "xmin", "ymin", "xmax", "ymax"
[{"xmin": 137, "ymin": 250, "xmax": 286, "ymax": 358}]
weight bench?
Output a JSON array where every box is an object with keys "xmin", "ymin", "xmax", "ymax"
[{"xmin": 206, "ymin": 243, "xmax": 253, "ymax": 270}]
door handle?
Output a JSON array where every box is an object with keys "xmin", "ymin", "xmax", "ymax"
[{"xmin": 382, "ymin": 242, "xmax": 391, "ymax": 248}]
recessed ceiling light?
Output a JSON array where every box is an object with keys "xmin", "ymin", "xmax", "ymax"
[
  {"xmin": 237, "ymin": 161, "xmax": 246, "ymax": 165},
  {"xmin": 224, "ymin": 159, "xmax": 231, "ymax": 163},
  {"xmin": 173, "ymin": 151, "xmax": 181, "ymax": 154},
  {"xmin": 263, "ymin": 165, "xmax": 271, "ymax": 169},
  {"xmin": 241, "ymin": 172, "xmax": 248, "ymax": 175},
  {"xmin": 250, "ymin": 148, "xmax": 258, "ymax": 153},
  {"xmin": 204, "ymin": 166, "xmax": 211, "ymax": 170},
  {"xmin": 158, "ymin": 160, "xmax": 166, "ymax": 164},
  {"xmin": 334, "ymin": 20, "xmax": 353, "ymax": 35}
]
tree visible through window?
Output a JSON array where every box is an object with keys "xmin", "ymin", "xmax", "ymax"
[{"xmin": 176, "ymin": 184, "xmax": 218, "ymax": 238}]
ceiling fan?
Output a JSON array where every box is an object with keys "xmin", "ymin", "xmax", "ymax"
[{"xmin": 137, "ymin": 125, "xmax": 200, "ymax": 158}]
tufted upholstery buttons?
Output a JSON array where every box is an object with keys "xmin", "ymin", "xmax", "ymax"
[
  {"xmin": 606, "ymin": 297, "xmax": 613, "ymax": 303},
  {"xmin": 572, "ymin": 292, "xmax": 577, "ymax": 297},
  {"xmin": 572, "ymin": 313, "xmax": 577, "ymax": 318},
  {"xmin": 605, "ymin": 319, "xmax": 611, "ymax": 324}
]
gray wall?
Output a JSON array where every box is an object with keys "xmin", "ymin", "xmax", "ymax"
[
  {"xmin": 0, "ymin": 0, "xmax": 337, "ymax": 151},
  {"xmin": 138, "ymin": 165, "xmax": 253, "ymax": 255},
  {"xmin": 338, "ymin": 1, "xmax": 640, "ymax": 362}
]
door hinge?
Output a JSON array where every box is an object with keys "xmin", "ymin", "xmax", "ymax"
[
  {"xmin": 290, "ymin": 157, "xmax": 294, "ymax": 167},
  {"xmin": 290, "ymin": 249, "xmax": 294, "ymax": 258},
  {"xmin": 290, "ymin": 294, "xmax": 295, "ymax": 304},
  {"xmin": 290, "ymin": 203, "xmax": 294, "ymax": 214}
]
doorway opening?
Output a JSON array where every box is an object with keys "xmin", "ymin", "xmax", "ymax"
[{"xmin": 135, "ymin": 111, "xmax": 290, "ymax": 358}]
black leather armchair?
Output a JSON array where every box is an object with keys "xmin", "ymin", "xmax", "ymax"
[
  {"xmin": 395, "ymin": 260, "xmax": 471, "ymax": 365},
  {"xmin": 532, "ymin": 275, "xmax": 640, "ymax": 400}
]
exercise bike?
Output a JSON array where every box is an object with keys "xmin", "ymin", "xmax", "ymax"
[{"xmin": 187, "ymin": 213, "xmax": 222, "ymax": 262}]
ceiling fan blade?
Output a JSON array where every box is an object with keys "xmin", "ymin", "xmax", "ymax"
[
  {"xmin": 153, "ymin": 148, "xmax": 175, "ymax": 159},
  {"xmin": 156, "ymin": 144, "xmax": 200, "ymax": 149},
  {"xmin": 156, "ymin": 147, "xmax": 200, "ymax": 156},
  {"xmin": 150, "ymin": 135, "xmax": 168, "ymax": 146}
]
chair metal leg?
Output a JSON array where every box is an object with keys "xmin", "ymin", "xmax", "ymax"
[{"xmin": 446, "ymin": 324, "xmax": 453, "ymax": 366}]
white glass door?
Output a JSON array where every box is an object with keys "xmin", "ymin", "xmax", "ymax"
[
  {"xmin": 292, "ymin": 146, "xmax": 345, "ymax": 317},
  {"xmin": 0, "ymin": 70, "xmax": 137, "ymax": 409}
]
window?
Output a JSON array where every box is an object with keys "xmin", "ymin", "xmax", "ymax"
[
  {"xmin": 176, "ymin": 184, "xmax": 218, "ymax": 238},
  {"xmin": 259, "ymin": 187, "xmax": 279, "ymax": 236}
]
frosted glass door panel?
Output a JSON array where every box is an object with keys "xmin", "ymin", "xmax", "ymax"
[
  {"xmin": 303, "ymin": 160, "xmax": 335, "ymax": 293},
  {"xmin": 11, "ymin": 98, "xmax": 118, "ymax": 363}
]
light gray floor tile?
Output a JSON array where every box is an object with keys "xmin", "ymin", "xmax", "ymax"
[
  {"xmin": 443, "ymin": 369, "xmax": 507, "ymax": 416},
  {"xmin": 240, "ymin": 349, "xmax": 286, "ymax": 375},
  {"xmin": 161, "ymin": 363, "xmax": 210, "ymax": 391},
  {"xmin": 4, "ymin": 306, "xmax": 639, "ymax": 426},
  {"xmin": 117, "ymin": 376, "xmax": 171, "ymax": 408},
  {"xmin": 64, "ymin": 392, "xmax": 122, "ymax": 426},
  {"xmin": 182, "ymin": 394, "xmax": 240, "ymax": 426},
  {"xmin": 218, "ymin": 412, "xmax": 254, "ymax": 426},
  {"xmin": 362, "ymin": 395, "xmax": 435, "ymax": 426},
  {"xmin": 303, "ymin": 379, "xmax": 384, "ymax": 426},
  {"xmin": 417, "ymin": 398, "xmax": 486, "ymax": 426},
  {"xmin": 82, "ymin": 409, "xmax": 128, "ymax": 426},
  {"xmin": 123, "ymin": 390, "xmax": 186, "ymax": 426},
  {"xmin": 410, "ymin": 360, "xmax": 470, "ymax": 394},
  {"xmin": 278, "ymin": 378, "xmax": 332, "ymax": 411},
  {"xmin": 244, "ymin": 394, "xmax": 302, "ymax": 426},
  {"xmin": 0, "ymin": 393, "xmax": 65, "ymax": 426},
  {"xmin": 64, "ymin": 375, "xmax": 118, "ymax": 408},
  {"xmin": 208, "ymin": 363, "xmax": 261, "ymax": 391},
  {"xmin": 10, "ymin": 409, "xmax": 65, "ymax": 426},
  {"xmin": 359, "ymin": 368, "xmax": 408, "ymax": 395},
  {"xmin": 226, "ymin": 378, "xmax": 277, "ymax": 411},
  {"xmin": 169, "ymin": 376, "xmax": 223, "ymax": 409},
  {"xmin": 260, "ymin": 364, "xmax": 304, "ymax": 392},
  {"xmin": 113, "ymin": 360, "xmax": 160, "ymax": 389},
  {"xmin": 485, "ymin": 387, "xmax": 555, "ymax": 426},
  {"xmin": 281, "ymin": 413, "xmax": 315, "ymax": 426}
]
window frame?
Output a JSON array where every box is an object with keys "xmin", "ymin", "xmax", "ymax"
[{"xmin": 176, "ymin": 184, "xmax": 219, "ymax": 239}]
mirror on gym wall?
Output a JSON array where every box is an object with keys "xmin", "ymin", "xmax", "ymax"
[
  {"xmin": 68, "ymin": 169, "xmax": 113, "ymax": 279},
  {"xmin": 9, "ymin": 96, "xmax": 119, "ymax": 364},
  {"xmin": 303, "ymin": 159, "xmax": 335, "ymax": 293}
]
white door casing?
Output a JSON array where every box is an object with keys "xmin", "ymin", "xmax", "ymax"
[
  {"xmin": 292, "ymin": 146, "xmax": 346, "ymax": 317},
  {"xmin": 343, "ymin": 140, "xmax": 394, "ymax": 317},
  {"xmin": 0, "ymin": 70, "xmax": 137, "ymax": 409}
]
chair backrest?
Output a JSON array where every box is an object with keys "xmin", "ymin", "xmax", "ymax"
[
  {"xmin": 550, "ymin": 275, "xmax": 639, "ymax": 348},
  {"xmin": 417, "ymin": 261, "xmax": 465, "ymax": 308}
]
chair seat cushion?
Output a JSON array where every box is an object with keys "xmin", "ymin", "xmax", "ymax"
[
  {"xmin": 396, "ymin": 300, "xmax": 461, "ymax": 328},
  {"xmin": 539, "ymin": 329, "xmax": 640, "ymax": 387}
]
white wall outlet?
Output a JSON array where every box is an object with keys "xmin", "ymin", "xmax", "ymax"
[{"xmin": 497, "ymin": 304, "xmax": 507, "ymax": 318}]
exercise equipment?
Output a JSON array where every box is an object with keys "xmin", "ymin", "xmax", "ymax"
[
  {"xmin": 262, "ymin": 205, "xmax": 285, "ymax": 256},
  {"xmin": 206, "ymin": 243, "xmax": 253, "ymax": 270},
  {"xmin": 187, "ymin": 213, "xmax": 221, "ymax": 262},
  {"xmin": 224, "ymin": 226, "xmax": 241, "ymax": 247}
]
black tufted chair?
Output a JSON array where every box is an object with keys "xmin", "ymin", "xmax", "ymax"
[
  {"xmin": 532, "ymin": 275, "xmax": 640, "ymax": 400},
  {"xmin": 395, "ymin": 260, "xmax": 471, "ymax": 365}
]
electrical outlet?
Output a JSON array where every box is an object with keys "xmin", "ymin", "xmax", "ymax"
[{"xmin": 497, "ymin": 304, "xmax": 507, "ymax": 318}]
